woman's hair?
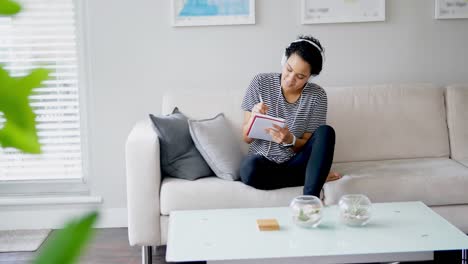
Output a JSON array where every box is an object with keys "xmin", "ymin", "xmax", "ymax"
[{"xmin": 285, "ymin": 35, "xmax": 324, "ymax": 76}]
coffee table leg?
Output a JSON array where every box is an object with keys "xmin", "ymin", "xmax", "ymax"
[{"xmin": 142, "ymin": 246, "xmax": 152, "ymax": 264}]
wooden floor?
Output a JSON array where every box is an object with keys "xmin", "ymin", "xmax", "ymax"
[
  {"xmin": 0, "ymin": 228, "xmax": 464, "ymax": 264},
  {"xmin": 0, "ymin": 228, "xmax": 167, "ymax": 264}
]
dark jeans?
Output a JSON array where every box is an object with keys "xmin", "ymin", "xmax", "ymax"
[{"xmin": 240, "ymin": 125, "xmax": 336, "ymax": 197}]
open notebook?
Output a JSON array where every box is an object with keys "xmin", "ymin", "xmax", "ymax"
[{"xmin": 247, "ymin": 113, "xmax": 286, "ymax": 141}]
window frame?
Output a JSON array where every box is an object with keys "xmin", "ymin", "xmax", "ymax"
[{"xmin": 0, "ymin": 0, "xmax": 92, "ymax": 197}]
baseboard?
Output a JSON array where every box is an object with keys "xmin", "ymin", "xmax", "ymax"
[
  {"xmin": 95, "ymin": 207, "xmax": 128, "ymax": 228},
  {"xmin": 0, "ymin": 206, "xmax": 128, "ymax": 230}
]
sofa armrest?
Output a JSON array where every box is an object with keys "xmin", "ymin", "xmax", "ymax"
[
  {"xmin": 125, "ymin": 119, "xmax": 162, "ymax": 246},
  {"xmin": 446, "ymin": 84, "xmax": 468, "ymax": 167}
]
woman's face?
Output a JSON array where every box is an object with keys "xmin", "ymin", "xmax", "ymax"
[{"xmin": 281, "ymin": 53, "xmax": 312, "ymax": 93}]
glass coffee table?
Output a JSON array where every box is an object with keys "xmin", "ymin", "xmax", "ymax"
[{"xmin": 166, "ymin": 201, "xmax": 468, "ymax": 263}]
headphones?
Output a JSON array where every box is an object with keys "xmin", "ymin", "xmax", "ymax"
[{"xmin": 281, "ymin": 39, "xmax": 325, "ymax": 82}]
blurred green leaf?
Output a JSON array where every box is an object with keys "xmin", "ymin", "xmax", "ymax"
[
  {"xmin": 0, "ymin": 66, "xmax": 50, "ymax": 153},
  {"xmin": 33, "ymin": 211, "xmax": 99, "ymax": 264},
  {"xmin": 1, "ymin": 2, "xmax": 96, "ymax": 261},
  {"xmin": 0, "ymin": 0, "xmax": 21, "ymax": 15}
]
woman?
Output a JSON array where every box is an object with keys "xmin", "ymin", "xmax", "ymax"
[{"xmin": 240, "ymin": 35, "xmax": 340, "ymax": 197}]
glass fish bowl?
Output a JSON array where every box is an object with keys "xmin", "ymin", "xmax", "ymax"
[
  {"xmin": 339, "ymin": 194, "xmax": 372, "ymax": 227},
  {"xmin": 290, "ymin": 195, "xmax": 323, "ymax": 228}
]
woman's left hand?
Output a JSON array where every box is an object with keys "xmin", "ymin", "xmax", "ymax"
[{"xmin": 266, "ymin": 124, "xmax": 293, "ymax": 145}]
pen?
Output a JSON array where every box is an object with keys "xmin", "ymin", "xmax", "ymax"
[{"xmin": 259, "ymin": 93, "xmax": 263, "ymax": 103}]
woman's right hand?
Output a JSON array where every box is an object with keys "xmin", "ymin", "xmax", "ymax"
[
  {"xmin": 242, "ymin": 102, "xmax": 269, "ymax": 144},
  {"xmin": 252, "ymin": 102, "xmax": 269, "ymax": 115},
  {"xmin": 248, "ymin": 102, "xmax": 269, "ymax": 130}
]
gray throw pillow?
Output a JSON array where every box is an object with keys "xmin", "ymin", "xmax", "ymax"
[
  {"xmin": 188, "ymin": 113, "xmax": 243, "ymax": 181},
  {"xmin": 149, "ymin": 108, "xmax": 213, "ymax": 180}
]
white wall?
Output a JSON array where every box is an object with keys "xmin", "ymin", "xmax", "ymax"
[
  {"xmin": 3, "ymin": 0, "xmax": 467, "ymax": 229},
  {"xmin": 85, "ymin": 0, "xmax": 467, "ymax": 226}
]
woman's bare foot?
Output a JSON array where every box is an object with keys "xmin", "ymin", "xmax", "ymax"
[{"xmin": 326, "ymin": 171, "xmax": 342, "ymax": 182}]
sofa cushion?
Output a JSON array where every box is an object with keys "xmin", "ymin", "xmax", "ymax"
[
  {"xmin": 149, "ymin": 108, "xmax": 212, "ymax": 180},
  {"xmin": 161, "ymin": 84, "xmax": 451, "ymax": 164},
  {"xmin": 324, "ymin": 158, "xmax": 468, "ymax": 206},
  {"xmin": 160, "ymin": 177, "xmax": 303, "ymax": 215},
  {"xmin": 446, "ymin": 85, "xmax": 468, "ymax": 167},
  {"xmin": 325, "ymin": 84, "xmax": 450, "ymax": 162},
  {"xmin": 189, "ymin": 113, "xmax": 243, "ymax": 181},
  {"xmin": 431, "ymin": 204, "xmax": 468, "ymax": 234},
  {"xmin": 162, "ymin": 89, "xmax": 249, "ymax": 155}
]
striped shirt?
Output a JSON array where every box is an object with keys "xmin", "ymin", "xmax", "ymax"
[{"xmin": 241, "ymin": 73, "xmax": 327, "ymax": 163}]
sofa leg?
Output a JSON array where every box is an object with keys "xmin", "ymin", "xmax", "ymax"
[{"xmin": 142, "ymin": 246, "xmax": 152, "ymax": 264}]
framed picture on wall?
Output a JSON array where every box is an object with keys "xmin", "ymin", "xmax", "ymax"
[
  {"xmin": 301, "ymin": 0, "xmax": 386, "ymax": 24},
  {"xmin": 435, "ymin": 0, "xmax": 468, "ymax": 19},
  {"xmin": 172, "ymin": 0, "xmax": 255, "ymax": 27}
]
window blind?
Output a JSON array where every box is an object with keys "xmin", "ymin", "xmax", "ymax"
[{"xmin": 0, "ymin": 0, "xmax": 83, "ymax": 180}]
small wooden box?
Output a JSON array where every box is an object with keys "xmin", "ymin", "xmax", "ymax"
[{"xmin": 256, "ymin": 219, "xmax": 280, "ymax": 231}]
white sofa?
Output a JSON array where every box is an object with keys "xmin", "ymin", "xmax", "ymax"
[{"xmin": 126, "ymin": 84, "xmax": 468, "ymax": 263}]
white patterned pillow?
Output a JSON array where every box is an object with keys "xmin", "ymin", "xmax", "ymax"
[{"xmin": 188, "ymin": 113, "xmax": 243, "ymax": 181}]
